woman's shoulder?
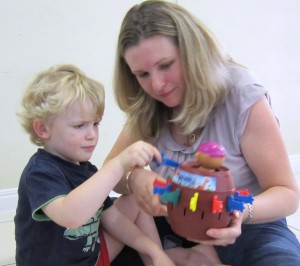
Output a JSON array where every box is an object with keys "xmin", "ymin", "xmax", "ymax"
[
  {"xmin": 226, "ymin": 64, "xmax": 267, "ymax": 103},
  {"xmin": 228, "ymin": 63, "xmax": 262, "ymax": 89}
]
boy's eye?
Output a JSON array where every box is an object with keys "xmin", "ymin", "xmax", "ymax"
[
  {"xmin": 94, "ymin": 122, "xmax": 100, "ymax": 127},
  {"xmin": 74, "ymin": 124, "xmax": 84, "ymax": 128}
]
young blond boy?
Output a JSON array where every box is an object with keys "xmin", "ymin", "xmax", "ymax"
[{"xmin": 15, "ymin": 64, "xmax": 174, "ymax": 266}]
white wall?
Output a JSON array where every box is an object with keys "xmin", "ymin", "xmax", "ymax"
[
  {"xmin": 1, "ymin": 0, "xmax": 300, "ymax": 189},
  {"xmin": 0, "ymin": 0, "xmax": 138, "ymax": 189},
  {"xmin": 179, "ymin": 0, "xmax": 300, "ymax": 155}
]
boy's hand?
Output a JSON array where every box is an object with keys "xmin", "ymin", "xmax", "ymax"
[{"xmin": 120, "ymin": 141, "xmax": 162, "ymax": 171}]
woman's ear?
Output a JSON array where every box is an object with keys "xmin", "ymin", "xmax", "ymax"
[{"xmin": 32, "ymin": 119, "xmax": 50, "ymax": 140}]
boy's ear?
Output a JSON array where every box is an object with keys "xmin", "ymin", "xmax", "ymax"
[{"xmin": 32, "ymin": 119, "xmax": 50, "ymax": 139}]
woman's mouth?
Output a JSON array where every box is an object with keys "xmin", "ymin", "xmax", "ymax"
[{"xmin": 159, "ymin": 88, "xmax": 174, "ymax": 98}]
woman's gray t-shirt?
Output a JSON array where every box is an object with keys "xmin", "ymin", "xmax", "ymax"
[{"xmin": 151, "ymin": 65, "xmax": 271, "ymax": 196}]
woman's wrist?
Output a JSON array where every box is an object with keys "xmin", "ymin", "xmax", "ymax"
[
  {"xmin": 125, "ymin": 167, "xmax": 139, "ymax": 194},
  {"xmin": 125, "ymin": 167, "xmax": 146, "ymax": 195},
  {"xmin": 243, "ymin": 203, "xmax": 254, "ymax": 224},
  {"xmin": 125, "ymin": 171, "xmax": 132, "ymax": 194},
  {"xmin": 245, "ymin": 203, "xmax": 254, "ymax": 223}
]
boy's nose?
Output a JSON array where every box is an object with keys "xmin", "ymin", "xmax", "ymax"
[{"xmin": 86, "ymin": 127, "xmax": 97, "ymax": 139}]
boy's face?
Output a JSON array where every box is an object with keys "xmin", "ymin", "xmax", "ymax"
[{"xmin": 43, "ymin": 100, "xmax": 100, "ymax": 164}]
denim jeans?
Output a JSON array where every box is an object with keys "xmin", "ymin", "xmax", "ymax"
[
  {"xmin": 216, "ymin": 219, "xmax": 300, "ymax": 266},
  {"xmin": 112, "ymin": 217, "xmax": 300, "ymax": 266}
]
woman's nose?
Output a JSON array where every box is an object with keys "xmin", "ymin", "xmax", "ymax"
[{"xmin": 151, "ymin": 72, "xmax": 165, "ymax": 91}]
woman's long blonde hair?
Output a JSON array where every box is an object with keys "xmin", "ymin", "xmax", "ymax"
[{"xmin": 114, "ymin": 0, "xmax": 232, "ymax": 141}]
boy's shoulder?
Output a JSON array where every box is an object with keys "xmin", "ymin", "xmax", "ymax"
[
  {"xmin": 21, "ymin": 148, "xmax": 97, "ymax": 186},
  {"xmin": 24, "ymin": 149, "xmax": 63, "ymax": 175}
]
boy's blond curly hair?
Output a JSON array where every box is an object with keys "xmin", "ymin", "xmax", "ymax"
[{"xmin": 17, "ymin": 64, "xmax": 105, "ymax": 146}]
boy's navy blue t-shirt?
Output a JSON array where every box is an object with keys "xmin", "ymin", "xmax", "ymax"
[{"xmin": 14, "ymin": 148, "xmax": 113, "ymax": 266}]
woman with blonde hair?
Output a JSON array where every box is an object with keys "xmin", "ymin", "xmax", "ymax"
[{"xmin": 107, "ymin": 1, "xmax": 300, "ymax": 265}]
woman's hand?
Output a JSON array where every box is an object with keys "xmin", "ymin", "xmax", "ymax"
[
  {"xmin": 188, "ymin": 210, "xmax": 242, "ymax": 246},
  {"xmin": 129, "ymin": 168, "xmax": 168, "ymax": 216}
]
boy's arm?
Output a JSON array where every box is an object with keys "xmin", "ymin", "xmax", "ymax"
[
  {"xmin": 42, "ymin": 157, "xmax": 128, "ymax": 228},
  {"xmin": 101, "ymin": 205, "xmax": 174, "ymax": 265},
  {"xmin": 42, "ymin": 141, "xmax": 162, "ymax": 229}
]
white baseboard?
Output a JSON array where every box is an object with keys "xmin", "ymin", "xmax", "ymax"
[
  {"xmin": 0, "ymin": 188, "xmax": 18, "ymax": 212},
  {"xmin": 1, "ymin": 155, "xmax": 300, "ymax": 215},
  {"xmin": 0, "ymin": 188, "xmax": 121, "ymax": 215},
  {"xmin": 290, "ymin": 154, "xmax": 300, "ymax": 176},
  {"xmin": 0, "ymin": 188, "xmax": 18, "ymax": 218}
]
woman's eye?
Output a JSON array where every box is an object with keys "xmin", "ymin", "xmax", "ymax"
[
  {"xmin": 137, "ymin": 72, "xmax": 149, "ymax": 78},
  {"xmin": 161, "ymin": 62, "xmax": 172, "ymax": 69},
  {"xmin": 94, "ymin": 122, "xmax": 100, "ymax": 127}
]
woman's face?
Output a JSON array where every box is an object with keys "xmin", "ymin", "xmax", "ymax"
[{"xmin": 124, "ymin": 35, "xmax": 185, "ymax": 108}]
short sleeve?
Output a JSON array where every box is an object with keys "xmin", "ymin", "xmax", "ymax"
[
  {"xmin": 103, "ymin": 196, "xmax": 114, "ymax": 211},
  {"xmin": 236, "ymin": 83, "xmax": 267, "ymax": 142},
  {"xmin": 26, "ymin": 161, "xmax": 71, "ymax": 221},
  {"xmin": 227, "ymin": 67, "xmax": 268, "ymax": 144}
]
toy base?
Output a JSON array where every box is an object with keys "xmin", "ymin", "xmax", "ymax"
[
  {"xmin": 167, "ymin": 161, "xmax": 235, "ymax": 241},
  {"xmin": 167, "ymin": 183, "xmax": 233, "ymax": 240}
]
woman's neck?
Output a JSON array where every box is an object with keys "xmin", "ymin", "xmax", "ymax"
[{"xmin": 169, "ymin": 122, "xmax": 202, "ymax": 146}]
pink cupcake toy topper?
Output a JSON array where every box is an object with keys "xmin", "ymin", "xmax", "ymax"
[{"xmin": 195, "ymin": 142, "xmax": 226, "ymax": 170}]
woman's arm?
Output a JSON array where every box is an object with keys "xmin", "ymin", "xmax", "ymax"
[
  {"xmin": 193, "ymin": 97, "xmax": 299, "ymax": 246},
  {"xmin": 104, "ymin": 124, "xmax": 168, "ymax": 216},
  {"xmin": 240, "ymin": 96, "xmax": 299, "ymax": 223}
]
